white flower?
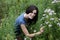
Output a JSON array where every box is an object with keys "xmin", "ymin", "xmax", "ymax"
[
  {"xmin": 57, "ymin": 23, "xmax": 60, "ymax": 26},
  {"xmin": 40, "ymin": 24, "xmax": 43, "ymax": 27},
  {"xmin": 41, "ymin": 17, "xmax": 45, "ymax": 20},
  {"xmin": 52, "ymin": 1, "xmax": 56, "ymax": 3},
  {"xmin": 44, "ymin": 8, "xmax": 51, "ymax": 13},
  {"xmin": 52, "ymin": 0, "xmax": 60, "ymax": 3},
  {"xmin": 43, "ymin": 14, "xmax": 46, "ymax": 16},
  {"xmin": 53, "ymin": 13, "xmax": 56, "ymax": 15},
  {"xmin": 34, "ymin": 30, "xmax": 36, "ymax": 32},
  {"xmin": 45, "ymin": 21, "xmax": 49, "ymax": 24},
  {"xmin": 58, "ymin": 18, "xmax": 60, "ymax": 21},
  {"xmin": 47, "ymin": 9, "xmax": 51, "ymax": 13},
  {"xmin": 50, "ymin": 10, "xmax": 54, "ymax": 13},
  {"xmin": 15, "ymin": 39, "xmax": 17, "ymax": 40},
  {"xmin": 45, "ymin": 15, "xmax": 49, "ymax": 18},
  {"xmin": 50, "ymin": 18, "xmax": 54, "ymax": 21},
  {"xmin": 57, "ymin": 23, "xmax": 60, "ymax": 25},
  {"xmin": 58, "ymin": 24, "xmax": 60, "ymax": 26},
  {"xmin": 48, "ymin": 10, "xmax": 55, "ymax": 15},
  {"xmin": 54, "ymin": 0, "xmax": 56, "ymax": 1},
  {"xmin": 51, "ymin": 10, "xmax": 54, "ymax": 13},
  {"xmin": 30, "ymin": 38, "xmax": 32, "ymax": 40},
  {"xmin": 44, "ymin": 9, "xmax": 48, "ymax": 13},
  {"xmin": 24, "ymin": 37, "xmax": 27, "ymax": 40},
  {"xmin": 48, "ymin": 24, "xmax": 52, "ymax": 27},
  {"xmin": 52, "ymin": 0, "xmax": 56, "ymax": 3},
  {"xmin": 49, "ymin": 12, "xmax": 53, "ymax": 15}
]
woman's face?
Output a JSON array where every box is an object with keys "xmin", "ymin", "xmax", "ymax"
[{"xmin": 28, "ymin": 10, "xmax": 37, "ymax": 19}]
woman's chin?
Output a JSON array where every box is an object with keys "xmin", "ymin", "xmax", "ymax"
[
  {"xmin": 29, "ymin": 18, "xmax": 33, "ymax": 19},
  {"xmin": 29, "ymin": 17, "xmax": 33, "ymax": 19}
]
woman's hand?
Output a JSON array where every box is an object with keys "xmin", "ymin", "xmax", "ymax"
[
  {"xmin": 40, "ymin": 27, "xmax": 44, "ymax": 33},
  {"xmin": 33, "ymin": 27, "xmax": 44, "ymax": 36},
  {"xmin": 26, "ymin": 27, "xmax": 44, "ymax": 37}
]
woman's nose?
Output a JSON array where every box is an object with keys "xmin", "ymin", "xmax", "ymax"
[{"xmin": 32, "ymin": 13, "xmax": 35, "ymax": 16}]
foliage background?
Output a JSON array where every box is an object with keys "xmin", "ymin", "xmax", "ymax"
[{"xmin": 0, "ymin": 0, "xmax": 60, "ymax": 40}]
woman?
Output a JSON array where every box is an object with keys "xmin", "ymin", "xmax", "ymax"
[{"xmin": 15, "ymin": 5, "xmax": 44, "ymax": 40}]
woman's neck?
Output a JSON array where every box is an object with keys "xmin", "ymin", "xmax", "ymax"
[{"xmin": 24, "ymin": 13, "xmax": 29, "ymax": 19}]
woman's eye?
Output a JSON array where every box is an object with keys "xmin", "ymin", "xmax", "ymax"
[{"xmin": 34, "ymin": 13, "xmax": 36, "ymax": 14}]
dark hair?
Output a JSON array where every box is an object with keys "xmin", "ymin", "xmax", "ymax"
[{"xmin": 25, "ymin": 5, "xmax": 38, "ymax": 25}]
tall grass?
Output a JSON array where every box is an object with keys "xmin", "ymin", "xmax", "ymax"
[{"xmin": 0, "ymin": 0, "xmax": 60, "ymax": 40}]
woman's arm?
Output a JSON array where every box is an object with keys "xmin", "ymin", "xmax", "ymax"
[
  {"xmin": 20, "ymin": 24, "xmax": 44, "ymax": 38},
  {"xmin": 20, "ymin": 24, "xmax": 35, "ymax": 38},
  {"xmin": 34, "ymin": 27, "xmax": 44, "ymax": 36}
]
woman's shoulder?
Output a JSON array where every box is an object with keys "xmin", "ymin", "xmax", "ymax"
[
  {"xmin": 16, "ymin": 12, "xmax": 25, "ymax": 20},
  {"xmin": 15, "ymin": 12, "xmax": 26, "ymax": 24}
]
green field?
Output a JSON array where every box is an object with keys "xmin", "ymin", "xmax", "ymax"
[{"xmin": 0, "ymin": 0, "xmax": 60, "ymax": 40}]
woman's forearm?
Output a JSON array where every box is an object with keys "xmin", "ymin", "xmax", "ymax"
[
  {"xmin": 26, "ymin": 33, "xmax": 35, "ymax": 38},
  {"xmin": 34, "ymin": 31, "xmax": 42, "ymax": 35},
  {"xmin": 26, "ymin": 31, "xmax": 42, "ymax": 38}
]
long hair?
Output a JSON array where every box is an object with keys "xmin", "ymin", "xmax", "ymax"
[{"xmin": 25, "ymin": 5, "xmax": 38, "ymax": 25}]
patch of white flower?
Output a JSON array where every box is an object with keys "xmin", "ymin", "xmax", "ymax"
[
  {"xmin": 57, "ymin": 23, "xmax": 60, "ymax": 26},
  {"xmin": 52, "ymin": 0, "xmax": 57, "ymax": 3},
  {"xmin": 51, "ymin": 10, "xmax": 54, "ymax": 13},
  {"xmin": 49, "ymin": 10, "xmax": 55, "ymax": 15},
  {"xmin": 24, "ymin": 37, "xmax": 27, "ymax": 40},
  {"xmin": 52, "ymin": 0, "xmax": 60, "ymax": 3},
  {"xmin": 41, "ymin": 17, "xmax": 45, "ymax": 20},
  {"xmin": 53, "ymin": 13, "xmax": 56, "ymax": 15},
  {"xmin": 45, "ymin": 21, "xmax": 49, "ymax": 24},
  {"xmin": 50, "ymin": 18, "xmax": 54, "ymax": 21},
  {"xmin": 34, "ymin": 30, "xmax": 36, "ymax": 33},
  {"xmin": 48, "ymin": 24, "xmax": 52, "ymax": 27},
  {"xmin": 43, "ymin": 14, "xmax": 46, "ymax": 16},
  {"xmin": 49, "ymin": 12, "xmax": 53, "ymax": 15},
  {"xmin": 40, "ymin": 24, "xmax": 43, "ymax": 27},
  {"xmin": 24, "ymin": 37, "xmax": 31, "ymax": 40},
  {"xmin": 15, "ymin": 39, "xmax": 17, "ymax": 40},
  {"xmin": 44, "ymin": 8, "xmax": 56, "ymax": 16},
  {"xmin": 30, "ymin": 38, "xmax": 32, "ymax": 40},
  {"xmin": 44, "ymin": 8, "xmax": 51, "ymax": 13},
  {"xmin": 58, "ymin": 18, "xmax": 60, "ymax": 21},
  {"xmin": 45, "ymin": 15, "xmax": 49, "ymax": 18}
]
